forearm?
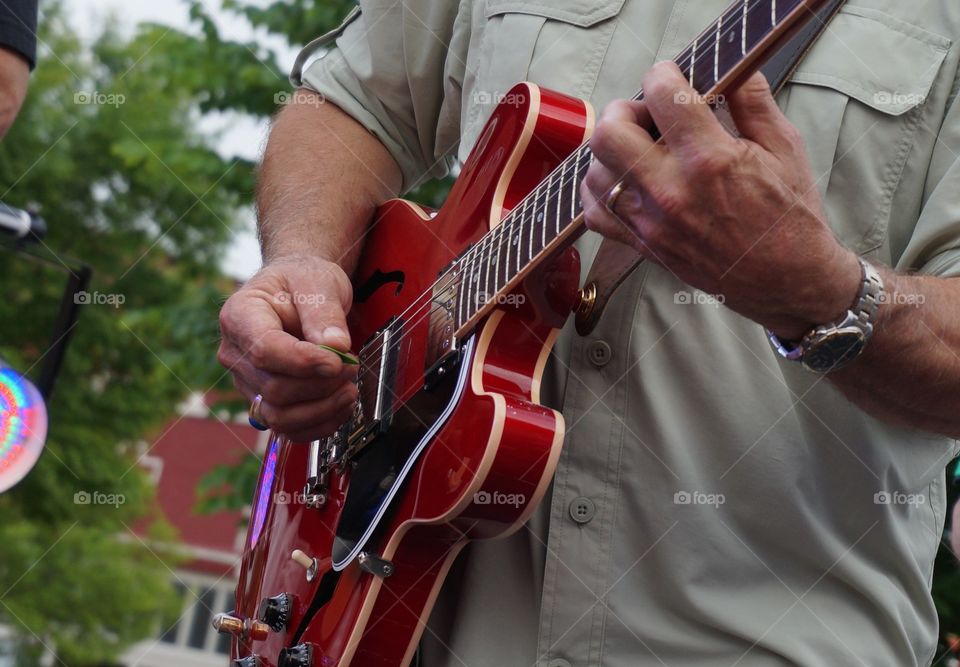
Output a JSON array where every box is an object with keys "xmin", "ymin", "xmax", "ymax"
[
  {"xmin": 0, "ymin": 47, "xmax": 29, "ymax": 138},
  {"xmin": 830, "ymin": 268, "xmax": 960, "ymax": 437},
  {"xmin": 257, "ymin": 90, "xmax": 402, "ymax": 272}
]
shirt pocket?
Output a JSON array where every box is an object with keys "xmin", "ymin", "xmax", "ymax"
[
  {"xmin": 779, "ymin": 6, "xmax": 950, "ymax": 254},
  {"xmin": 461, "ymin": 0, "xmax": 624, "ymax": 157}
]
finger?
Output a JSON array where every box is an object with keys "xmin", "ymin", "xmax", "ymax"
[
  {"xmin": 581, "ymin": 162, "xmax": 647, "ymax": 250},
  {"xmin": 726, "ymin": 72, "xmax": 800, "ymax": 155},
  {"xmin": 220, "ymin": 295, "xmax": 343, "ymax": 378},
  {"xmin": 231, "ymin": 357, "xmax": 357, "ymax": 407},
  {"xmin": 259, "ymin": 384, "xmax": 359, "ymax": 437},
  {"xmin": 642, "ymin": 61, "xmax": 733, "ymax": 157},
  {"xmin": 589, "ymin": 99, "xmax": 670, "ymax": 190}
]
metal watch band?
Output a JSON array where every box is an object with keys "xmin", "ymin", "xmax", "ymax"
[{"xmin": 766, "ymin": 258, "xmax": 885, "ymax": 366}]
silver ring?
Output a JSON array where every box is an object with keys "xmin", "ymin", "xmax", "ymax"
[{"xmin": 248, "ymin": 393, "xmax": 269, "ymax": 431}]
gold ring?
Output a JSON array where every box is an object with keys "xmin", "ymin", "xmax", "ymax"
[
  {"xmin": 248, "ymin": 393, "xmax": 269, "ymax": 431},
  {"xmin": 605, "ymin": 182, "xmax": 626, "ymax": 214}
]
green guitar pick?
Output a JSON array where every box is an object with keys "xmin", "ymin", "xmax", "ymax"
[{"xmin": 317, "ymin": 344, "xmax": 360, "ymax": 365}]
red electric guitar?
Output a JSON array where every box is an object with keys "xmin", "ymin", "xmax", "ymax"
[{"xmin": 220, "ymin": 0, "xmax": 843, "ymax": 665}]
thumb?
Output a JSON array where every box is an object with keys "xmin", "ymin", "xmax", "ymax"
[
  {"xmin": 296, "ymin": 267, "xmax": 353, "ymax": 352},
  {"xmin": 727, "ymin": 72, "xmax": 796, "ymax": 154}
]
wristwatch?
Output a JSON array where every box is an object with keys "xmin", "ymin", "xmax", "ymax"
[{"xmin": 767, "ymin": 258, "xmax": 885, "ymax": 373}]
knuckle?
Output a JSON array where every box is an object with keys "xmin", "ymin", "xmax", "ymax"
[
  {"xmin": 248, "ymin": 340, "xmax": 270, "ymax": 368},
  {"xmin": 688, "ymin": 147, "xmax": 734, "ymax": 177},
  {"xmin": 216, "ymin": 343, "xmax": 232, "ymax": 369},
  {"xmin": 589, "ymin": 122, "xmax": 615, "ymax": 159},
  {"xmin": 649, "ymin": 183, "xmax": 687, "ymax": 218}
]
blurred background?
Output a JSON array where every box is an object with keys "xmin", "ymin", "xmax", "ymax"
[{"xmin": 0, "ymin": 1, "xmax": 958, "ymax": 666}]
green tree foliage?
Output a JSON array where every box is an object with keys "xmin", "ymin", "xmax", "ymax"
[{"xmin": 0, "ymin": 3, "xmax": 254, "ymax": 663}]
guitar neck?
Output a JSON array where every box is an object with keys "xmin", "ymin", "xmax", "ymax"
[{"xmin": 452, "ymin": 0, "xmax": 831, "ymax": 336}]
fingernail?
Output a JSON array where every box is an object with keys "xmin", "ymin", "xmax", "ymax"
[{"xmin": 323, "ymin": 326, "xmax": 349, "ymax": 343}]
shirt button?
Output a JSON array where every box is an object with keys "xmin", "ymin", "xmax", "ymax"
[
  {"xmin": 586, "ymin": 340, "xmax": 612, "ymax": 367},
  {"xmin": 569, "ymin": 497, "xmax": 596, "ymax": 524},
  {"xmin": 548, "ymin": 660, "xmax": 572, "ymax": 667}
]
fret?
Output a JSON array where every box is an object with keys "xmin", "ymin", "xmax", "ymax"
[
  {"xmin": 746, "ymin": 0, "xmax": 773, "ymax": 53},
  {"xmin": 490, "ymin": 226, "xmax": 503, "ymax": 297},
  {"xmin": 690, "ymin": 28, "xmax": 716, "ymax": 94},
  {"xmin": 716, "ymin": 5, "xmax": 745, "ymax": 90},
  {"xmin": 475, "ymin": 242, "xmax": 487, "ymax": 314},
  {"xmin": 772, "ymin": 0, "xmax": 777, "ymax": 25},
  {"xmin": 741, "ymin": 0, "xmax": 748, "ymax": 55},
  {"xmin": 478, "ymin": 230, "xmax": 503, "ymax": 305},
  {"xmin": 520, "ymin": 198, "xmax": 534, "ymax": 271},
  {"xmin": 515, "ymin": 198, "xmax": 530, "ymax": 275},
  {"xmin": 532, "ymin": 195, "xmax": 547, "ymax": 258},
  {"xmin": 547, "ymin": 170, "xmax": 561, "ymax": 239}
]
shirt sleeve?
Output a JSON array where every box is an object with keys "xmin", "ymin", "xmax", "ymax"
[
  {"xmin": 0, "ymin": 0, "xmax": 38, "ymax": 70},
  {"xmin": 896, "ymin": 64, "xmax": 960, "ymax": 277},
  {"xmin": 294, "ymin": 1, "xmax": 467, "ymax": 193}
]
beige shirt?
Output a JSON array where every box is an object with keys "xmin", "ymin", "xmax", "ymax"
[{"xmin": 296, "ymin": 1, "xmax": 960, "ymax": 665}]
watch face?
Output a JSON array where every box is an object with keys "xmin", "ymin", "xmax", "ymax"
[{"xmin": 803, "ymin": 330, "xmax": 865, "ymax": 373}]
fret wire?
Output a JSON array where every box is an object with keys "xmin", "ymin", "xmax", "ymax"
[
  {"xmin": 772, "ymin": 0, "xmax": 777, "ymax": 26},
  {"xmin": 553, "ymin": 164, "xmax": 563, "ymax": 236},
  {"xmin": 689, "ymin": 37, "xmax": 697, "ymax": 89},
  {"xmin": 714, "ymin": 17, "xmax": 721, "ymax": 84}
]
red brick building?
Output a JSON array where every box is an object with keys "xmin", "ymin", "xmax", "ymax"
[{"xmin": 122, "ymin": 396, "xmax": 265, "ymax": 667}]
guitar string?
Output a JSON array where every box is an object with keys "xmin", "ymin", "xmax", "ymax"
[{"xmin": 352, "ymin": 0, "xmax": 800, "ymax": 373}]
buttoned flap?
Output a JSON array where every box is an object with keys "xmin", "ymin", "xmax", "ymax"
[
  {"xmin": 485, "ymin": 0, "xmax": 626, "ymax": 28},
  {"xmin": 788, "ymin": 6, "xmax": 950, "ymax": 116},
  {"xmin": 779, "ymin": 6, "xmax": 952, "ymax": 254}
]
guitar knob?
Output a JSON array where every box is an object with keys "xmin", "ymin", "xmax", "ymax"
[
  {"xmin": 258, "ymin": 593, "xmax": 293, "ymax": 631},
  {"xmin": 233, "ymin": 657, "xmax": 262, "ymax": 667},
  {"xmin": 278, "ymin": 643, "xmax": 314, "ymax": 667}
]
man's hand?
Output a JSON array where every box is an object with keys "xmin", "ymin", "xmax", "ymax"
[
  {"xmin": 581, "ymin": 63, "xmax": 861, "ymax": 340},
  {"xmin": 218, "ymin": 255, "xmax": 359, "ymax": 442}
]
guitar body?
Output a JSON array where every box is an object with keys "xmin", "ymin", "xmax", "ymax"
[{"xmin": 232, "ymin": 82, "xmax": 593, "ymax": 667}]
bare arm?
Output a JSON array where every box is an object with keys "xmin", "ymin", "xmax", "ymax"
[
  {"xmin": 257, "ymin": 90, "xmax": 401, "ymax": 269},
  {"xmin": 0, "ymin": 47, "xmax": 29, "ymax": 138},
  {"xmin": 218, "ymin": 91, "xmax": 403, "ymax": 441},
  {"xmin": 829, "ymin": 271, "xmax": 960, "ymax": 438}
]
